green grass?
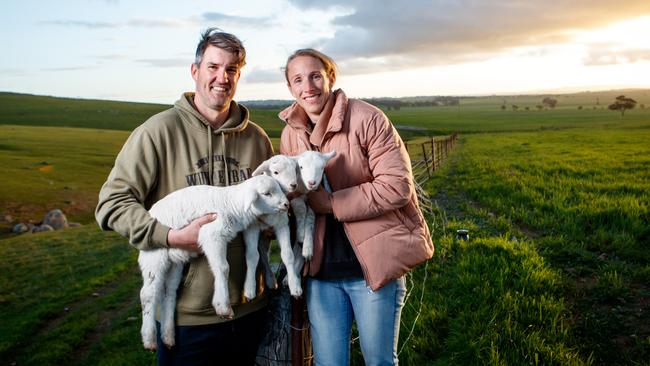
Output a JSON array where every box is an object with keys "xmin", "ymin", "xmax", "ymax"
[
  {"xmin": 0, "ymin": 92, "xmax": 286, "ymax": 138},
  {"xmin": 0, "ymin": 92, "xmax": 168, "ymax": 131},
  {"xmin": 409, "ymin": 127, "xmax": 650, "ymax": 365},
  {"xmin": 0, "ymin": 125, "xmax": 129, "ymax": 228},
  {"xmin": 383, "ymin": 89, "xmax": 650, "ymax": 134},
  {"xmin": 2, "ymin": 91, "xmax": 650, "ymax": 365},
  {"xmin": 0, "ymin": 225, "xmax": 155, "ymax": 365},
  {"xmin": 454, "ymin": 129, "xmax": 650, "ymax": 263},
  {"xmin": 0, "ymin": 124, "xmax": 282, "ymax": 234}
]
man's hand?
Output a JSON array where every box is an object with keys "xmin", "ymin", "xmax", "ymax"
[
  {"xmin": 286, "ymin": 191, "xmax": 300, "ymax": 200},
  {"xmin": 167, "ymin": 213, "xmax": 217, "ymax": 253},
  {"xmin": 307, "ymin": 187, "xmax": 333, "ymax": 214}
]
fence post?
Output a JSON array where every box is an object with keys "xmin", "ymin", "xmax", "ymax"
[
  {"xmin": 434, "ymin": 140, "xmax": 439, "ymax": 168},
  {"xmin": 430, "ymin": 138, "xmax": 436, "ymax": 171},
  {"xmin": 444, "ymin": 137, "xmax": 449, "ymax": 159},
  {"xmin": 421, "ymin": 143, "xmax": 430, "ymax": 178},
  {"xmin": 291, "ymin": 296, "xmax": 304, "ymax": 366}
]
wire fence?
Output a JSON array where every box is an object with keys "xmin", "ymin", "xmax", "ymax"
[{"xmin": 257, "ymin": 133, "xmax": 460, "ymax": 365}]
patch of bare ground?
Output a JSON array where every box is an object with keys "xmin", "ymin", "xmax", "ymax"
[
  {"xmin": 6, "ymin": 265, "xmax": 140, "ymax": 365},
  {"xmin": 70, "ymin": 280, "xmax": 141, "ymax": 364}
]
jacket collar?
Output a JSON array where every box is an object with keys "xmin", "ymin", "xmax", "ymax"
[{"xmin": 279, "ymin": 89, "xmax": 348, "ymax": 148}]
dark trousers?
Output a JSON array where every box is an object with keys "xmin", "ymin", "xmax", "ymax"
[{"xmin": 156, "ymin": 309, "xmax": 266, "ymax": 366}]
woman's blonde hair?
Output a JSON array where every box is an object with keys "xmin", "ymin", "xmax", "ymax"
[{"xmin": 284, "ymin": 48, "xmax": 338, "ymax": 85}]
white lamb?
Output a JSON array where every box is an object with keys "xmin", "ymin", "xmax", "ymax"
[
  {"xmin": 138, "ymin": 175, "xmax": 297, "ymax": 350},
  {"xmin": 256, "ymin": 150, "xmax": 336, "ymax": 284},
  {"xmin": 290, "ymin": 150, "xmax": 336, "ymax": 274},
  {"xmin": 248, "ymin": 155, "xmax": 304, "ymax": 294}
]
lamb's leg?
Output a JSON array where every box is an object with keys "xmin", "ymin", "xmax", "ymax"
[
  {"xmin": 258, "ymin": 235, "xmax": 278, "ymax": 290},
  {"xmin": 292, "ymin": 243, "xmax": 305, "ymax": 278},
  {"xmin": 302, "ymin": 206, "xmax": 315, "ymax": 260},
  {"xmin": 290, "ymin": 197, "xmax": 308, "ymax": 244},
  {"xmin": 138, "ymin": 250, "xmax": 169, "ymax": 350},
  {"xmin": 274, "ymin": 216, "xmax": 302, "ymax": 297},
  {"xmin": 283, "ymin": 243, "xmax": 303, "ymax": 287},
  {"xmin": 160, "ymin": 262, "xmax": 183, "ymax": 348},
  {"xmin": 242, "ymin": 227, "xmax": 261, "ymax": 300},
  {"xmin": 200, "ymin": 227, "xmax": 234, "ymax": 318}
]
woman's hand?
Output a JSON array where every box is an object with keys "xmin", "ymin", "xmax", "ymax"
[
  {"xmin": 307, "ymin": 187, "xmax": 333, "ymax": 214},
  {"xmin": 167, "ymin": 213, "xmax": 217, "ymax": 253}
]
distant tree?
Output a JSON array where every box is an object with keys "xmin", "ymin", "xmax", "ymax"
[
  {"xmin": 512, "ymin": 104, "xmax": 519, "ymax": 111},
  {"xmin": 536, "ymin": 104, "xmax": 544, "ymax": 111},
  {"xmin": 542, "ymin": 97, "xmax": 558, "ymax": 109},
  {"xmin": 608, "ymin": 95, "xmax": 637, "ymax": 118},
  {"xmin": 501, "ymin": 104, "xmax": 506, "ymax": 110},
  {"xmin": 578, "ymin": 105, "xmax": 583, "ymax": 110},
  {"xmin": 525, "ymin": 106, "xmax": 530, "ymax": 111}
]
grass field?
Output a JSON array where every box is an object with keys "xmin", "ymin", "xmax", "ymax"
[
  {"xmin": 1, "ymin": 91, "xmax": 649, "ymax": 365},
  {"xmin": 419, "ymin": 128, "xmax": 650, "ymax": 365}
]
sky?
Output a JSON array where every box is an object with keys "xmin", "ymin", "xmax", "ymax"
[{"xmin": 2, "ymin": 0, "xmax": 650, "ymax": 104}]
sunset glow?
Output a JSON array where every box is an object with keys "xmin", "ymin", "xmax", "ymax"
[{"xmin": 1, "ymin": 1, "xmax": 649, "ymax": 103}]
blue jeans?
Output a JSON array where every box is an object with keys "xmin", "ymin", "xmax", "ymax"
[{"xmin": 306, "ymin": 276, "xmax": 407, "ymax": 366}]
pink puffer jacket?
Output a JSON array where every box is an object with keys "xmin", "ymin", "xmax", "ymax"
[{"xmin": 279, "ymin": 89, "xmax": 434, "ymax": 290}]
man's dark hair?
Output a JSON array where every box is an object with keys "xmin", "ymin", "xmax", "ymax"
[{"xmin": 194, "ymin": 28, "xmax": 246, "ymax": 68}]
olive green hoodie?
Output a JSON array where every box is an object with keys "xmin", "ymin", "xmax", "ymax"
[{"xmin": 96, "ymin": 92, "xmax": 273, "ymax": 325}]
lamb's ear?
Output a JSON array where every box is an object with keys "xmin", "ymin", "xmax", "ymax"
[
  {"xmin": 242, "ymin": 186, "xmax": 259, "ymax": 212},
  {"xmin": 323, "ymin": 150, "xmax": 336, "ymax": 162},
  {"xmin": 252, "ymin": 161, "xmax": 270, "ymax": 176}
]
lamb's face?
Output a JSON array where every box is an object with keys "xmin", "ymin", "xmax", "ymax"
[
  {"xmin": 250, "ymin": 175, "xmax": 290, "ymax": 213},
  {"xmin": 296, "ymin": 150, "xmax": 336, "ymax": 191},
  {"xmin": 252, "ymin": 155, "xmax": 299, "ymax": 194}
]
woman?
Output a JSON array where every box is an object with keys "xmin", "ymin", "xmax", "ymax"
[{"xmin": 279, "ymin": 48, "xmax": 434, "ymax": 365}]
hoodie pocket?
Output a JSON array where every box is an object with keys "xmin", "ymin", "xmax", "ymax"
[
  {"xmin": 176, "ymin": 238, "xmax": 248, "ymax": 314},
  {"xmin": 177, "ymin": 256, "xmax": 215, "ymax": 313}
]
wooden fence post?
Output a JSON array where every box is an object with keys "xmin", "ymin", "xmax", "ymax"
[
  {"xmin": 430, "ymin": 138, "xmax": 436, "ymax": 171},
  {"xmin": 291, "ymin": 295, "xmax": 304, "ymax": 366},
  {"xmin": 421, "ymin": 143, "xmax": 430, "ymax": 178}
]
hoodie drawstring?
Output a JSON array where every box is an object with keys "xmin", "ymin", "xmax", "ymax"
[
  {"xmin": 208, "ymin": 125, "xmax": 214, "ymax": 186},
  {"xmin": 207, "ymin": 126, "xmax": 230, "ymax": 187},
  {"xmin": 222, "ymin": 132, "xmax": 230, "ymax": 186}
]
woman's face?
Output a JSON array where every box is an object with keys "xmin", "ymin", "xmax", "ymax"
[{"xmin": 286, "ymin": 55, "xmax": 334, "ymax": 122}]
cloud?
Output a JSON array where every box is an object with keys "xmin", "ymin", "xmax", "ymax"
[
  {"xmin": 200, "ymin": 12, "xmax": 274, "ymax": 28},
  {"xmin": 43, "ymin": 66, "xmax": 97, "ymax": 72},
  {"xmin": 244, "ymin": 67, "xmax": 286, "ymax": 83},
  {"xmin": 41, "ymin": 12, "xmax": 271, "ymax": 31},
  {"xmin": 136, "ymin": 58, "xmax": 191, "ymax": 68},
  {"xmin": 126, "ymin": 18, "xmax": 193, "ymax": 28},
  {"xmin": 41, "ymin": 20, "xmax": 118, "ymax": 29},
  {"xmin": 584, "ymin": 46, "xmax": 650, "ymax": 65},
  {"xmin": 41, "ymin": 17, "xmax": 194, "ymax": 29},
  {"xmin": 286, "ymin": 0, "xmax": 650, "ymax": 72}
]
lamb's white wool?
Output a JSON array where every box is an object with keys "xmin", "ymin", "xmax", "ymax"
[
  {"xmin": 252, "ymin": 154, "xmax": 299, "ymax": 194},
  {"xmin": 250, "ymin": 154, "xmax": 302, "ymax": 292},
  {"xmin": 138, "ymin": 175, "xmax": 292, "ymax": 350},
  {"xmin": 254, "ymin": 151, "xmax": 336, "ymax": 290},
  {"xmin": 290, "ymin": 150, "xmax": 336, "ymax": 271}
]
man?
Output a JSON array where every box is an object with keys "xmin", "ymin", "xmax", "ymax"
[{"xmin": 95, "ymin": 28, "xmax": 273, "ymax": 365}]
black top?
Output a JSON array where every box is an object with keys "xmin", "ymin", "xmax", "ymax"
[{"xmin": 315, "ymin": 214, "xmax": 364, "ymax": 280}]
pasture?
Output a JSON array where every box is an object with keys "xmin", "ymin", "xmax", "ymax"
[{"xmin": 0, "ymin": 90, "xmax": 649, "ymax": 365}]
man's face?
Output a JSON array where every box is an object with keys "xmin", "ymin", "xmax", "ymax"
[{"xmin": 191, "ymin": 45, "xmax": 241, "ymax": 115}]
